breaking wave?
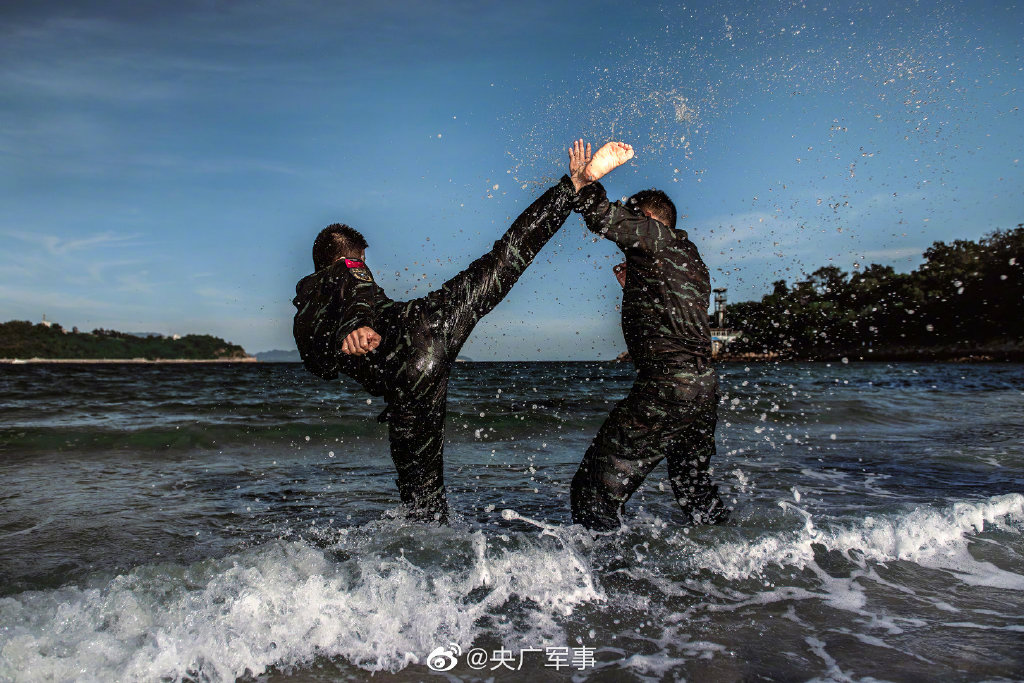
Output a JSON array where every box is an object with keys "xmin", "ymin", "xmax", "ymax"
[{"xmin": 2, "ymin": 494, "xmax": 1021, "ymax": 681}]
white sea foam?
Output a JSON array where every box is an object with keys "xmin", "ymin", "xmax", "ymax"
[
  {"xmin": 689, "ymin": 493, "xmax": 1024, "ymax": 588},
  {"xmin": 0, "ymin": 523, "xmax": 603, "ymax": 682},
  {"xmin": 2, "ymin": 496, "xmax": 1021, "ymax": 681}
]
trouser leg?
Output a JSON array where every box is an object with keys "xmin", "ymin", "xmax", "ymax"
[
  {"xmin": 666, "ymin": 394, "xmax": 728, "ymax": 524},
  {"xmin": 426, "ymin": 177, "xmax": 574, "ymax": 356},
  {"xmin": 387, "ymin": 371, "xmax": 451, "ymax": 523},
  {"xmin": 571, "ymin": 376, "xmax": 726, "ymax": 530},
  {"xmin": 570, "ymin": 386, "xmax": 667, "ymax": 530}
]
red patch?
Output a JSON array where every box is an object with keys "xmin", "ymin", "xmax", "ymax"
[{"xmin": 344, "ymin": 259, "xmax": 365, "ymax": 269}]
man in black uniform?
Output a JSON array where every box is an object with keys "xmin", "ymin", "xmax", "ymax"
[
  {"xmin": 568, "ymin": 140, "xmax": 728, "ymax": 530},
  {"xmin": 293, "ymin": 161, "xmax": 578, "ymax": 523}
]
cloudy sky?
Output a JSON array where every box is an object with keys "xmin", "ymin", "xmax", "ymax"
[{"xmin": 2, "ymin": 0, "xmax": 1021, "ymax": 359}]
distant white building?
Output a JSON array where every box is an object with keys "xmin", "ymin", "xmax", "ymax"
[
  {"xmin": 711, "ymin": 328, "xmax": 742, "ymax": 357},
  {"xmin": 709, "ymin": 289, "xmax": 742, "ymax": 356},
  {"xmin": 40, "ymin": 314, "xmax": 53, "ymax": 328}
]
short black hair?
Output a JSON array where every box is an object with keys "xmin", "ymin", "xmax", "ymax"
[
  {"xmin": 627, "ymin": 189, "xmax": 677, "ymax": 229},
  {"xmin": 312, "ymin": 223, "xmax": 368, "ymax": 271}
]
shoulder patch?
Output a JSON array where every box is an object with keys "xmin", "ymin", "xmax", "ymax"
[
  {"xmin": 344, "ymin": 258, "xmax": 374, "ymax": 282},
  {"xmin": 350, "ymin": 268, "xmax": 374, "ymax": 282}
]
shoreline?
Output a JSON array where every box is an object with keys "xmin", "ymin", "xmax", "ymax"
[{"xmin": 0, "ymin": 357, "xmax": 257, "ymax": 364}]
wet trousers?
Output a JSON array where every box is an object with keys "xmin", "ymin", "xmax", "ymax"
[
  {"xmin": 570, "ymin": 364, "xmax": 726, "ymax": 530},
  {"xmin": 383, "ymin": 181, "xmax": 572, "ymax": 522}
]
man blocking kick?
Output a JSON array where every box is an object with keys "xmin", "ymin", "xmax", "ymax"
[
  {"xmin": 293, "ymin": 155, "xmax": 579, "ymax": 522},
  {"xmin": 568, "ymin": 140, "xmax": 729, "ymax": 530}
]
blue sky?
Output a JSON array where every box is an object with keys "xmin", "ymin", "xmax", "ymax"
[{"xmin": 2, "ymin": 0, "xmax": 1021, "ymax": 359}]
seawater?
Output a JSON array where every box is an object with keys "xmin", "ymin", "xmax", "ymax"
[{"xmin": 1, "ymin": 362, "xmax": 1022, "ymax": 682}]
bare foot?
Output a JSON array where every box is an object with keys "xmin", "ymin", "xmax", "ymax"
[
  {"xmin": 568, "ymin": 139, "xmax": 592, "ymax": 191},
  {"xmin": 584, "ymin": 141, "xmax": 634, "ymax": 183}
]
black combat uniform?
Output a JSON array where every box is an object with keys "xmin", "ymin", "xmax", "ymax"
[
  {"xmin": 293, "ymin": 177, "xmax": 576, "ymax": 522},
  {"xmin": 570, "ymin": 181, "xmax": 727, "ymax": 530}
]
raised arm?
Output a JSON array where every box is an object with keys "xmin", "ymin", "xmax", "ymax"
[
  {"xmin": 576, "ymin": 181, "xmax": 678, "ymax": 253},
  {"xmin": 568, "ymin": 140, "xmax": 676, "ymax": 251}
]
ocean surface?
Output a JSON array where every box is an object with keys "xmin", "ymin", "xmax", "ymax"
[{"xmin": 1, "ymin": 361, "xmax": 1022, "ymax": 682}]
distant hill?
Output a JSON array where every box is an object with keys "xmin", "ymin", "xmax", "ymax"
[
  {"xmin": 256, "ymin": 349, "xmax": 302, "ymax": 362},
  {"xmin": 0, "ymin": 320, "xmax": 250, "ymax": 360}
]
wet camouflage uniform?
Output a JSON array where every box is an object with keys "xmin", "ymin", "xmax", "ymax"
[
  {"xmin": 570, "ymin": 181, "xmax": 727, "ymax": 530},
  {"xmin": 293, "ymin": 177, "xmax": 576, "ymax": 522}
]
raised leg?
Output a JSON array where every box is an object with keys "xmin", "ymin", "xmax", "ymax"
[
  {"xmin": 425, "ymin": 177, "xmax": 575, "ymax": 357},
  {"xmin": 583, "ymin": 141, "xmax": 634, "ymax": 183},
  {"xmin": 384, "ymin": 177, "xmax": 575, "ymax": 521}
]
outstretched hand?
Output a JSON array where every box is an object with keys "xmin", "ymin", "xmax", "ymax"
[
  {"xmin": 568, "ymin": 139, "xmax": 593, "ymax": 191},
  {"xmin": 341, "ymin": 326, "xmax": 381, "ymax": 355}
]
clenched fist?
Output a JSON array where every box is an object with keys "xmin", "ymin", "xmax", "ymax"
[{"xmin": 341, "ymin": 326, "xmax": 381, "ymax": 355}]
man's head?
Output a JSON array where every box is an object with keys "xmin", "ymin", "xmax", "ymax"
[
  {"xmin": 626, "ymin": 189, "xmax": 677, "ymax": 229},
  {"xmin": 312, "ymin": 223, "xmax": 368, "ymax": 271}
]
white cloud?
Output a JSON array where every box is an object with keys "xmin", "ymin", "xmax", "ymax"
[
  {"xmin": 3, "ymin": 230, "xmax": 139, "ymax": 257},
  {"xmin": 81, "ymin": 260, "xmax": 147, "ymax": 285},
  {"xmin": 113, "ymin": 271, "xmax": 156, "ymax": 294},
  {"xmin": 0, "ymin": 284, "xmax": 118, "ymax": 314}
]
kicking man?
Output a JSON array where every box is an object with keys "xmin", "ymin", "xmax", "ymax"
[
  {"xmin": 293, "ymin": 157, "xmax": 578, "ymax": 523},
  {"xmin": 568, "ymin": 140, "xmax": 729, "ymax": 530}
]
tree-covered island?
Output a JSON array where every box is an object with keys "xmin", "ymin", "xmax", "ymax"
[
  {"xmin": 0, "ymin": 321, "xmax": 251, "ymax": 361},
  {"xmin": 722, "ymin": 225, "xmax": 1024, "ymax": 361}
]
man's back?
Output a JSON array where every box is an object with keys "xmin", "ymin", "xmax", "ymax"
[
  {"xmin": 620, "ymin": 227, "xmax": 711, "ymax": 362},
  {"xmin": 293, "ymin": 260, "xmax": 401, "ymax": 396}
]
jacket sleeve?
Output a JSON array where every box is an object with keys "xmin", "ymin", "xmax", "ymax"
[
  {"xmin": 575, "ymin": 181, "xmax": 677, "ymax": 253},
  {"xmin": 336, "ymin": 275, "xmax": 378, "ymax": 339}
]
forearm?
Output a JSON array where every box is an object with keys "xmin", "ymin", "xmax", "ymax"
[
  {"xmin": 575, "ymin": 182, "xmax": 674, "ymax": 251},
  {"xmin": 338, "ymin": 282, "xmax": 379, "ymax": 337},
  {"xmin": 576, "ymin": 181, "xmax": 615, "ymax": 233},
  {"xmin": 335, "ymin": 281, "xmax": 381, "ymax": 354},
  {"xmin": 576, "ymin": 182, "xmax": 640, "ymax": 247},
  {"xmin": 337, "ymin": 314, "xmax": 369, "ymax": 341}
]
